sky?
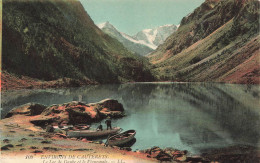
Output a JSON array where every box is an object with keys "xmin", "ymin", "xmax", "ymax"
[{"xmin": 80, "ymin": 0, "xmax": 204, "ymax": 35}]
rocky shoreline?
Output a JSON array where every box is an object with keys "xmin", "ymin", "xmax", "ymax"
[
  {"xmin": 5, "ymin": 99, "xmax": 125, "ymax": 126},
  {"xmin": 1, "ymin": 71, "xmax": 98, "ymax": 91},
  {"xmin": 1, "ymin": 99, "xmax": 259, "ymax": 162}
]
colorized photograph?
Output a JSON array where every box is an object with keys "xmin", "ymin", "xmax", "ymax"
[{"xmin": 1, "ymin": 0, "xmax": 259, "ymax": 162}]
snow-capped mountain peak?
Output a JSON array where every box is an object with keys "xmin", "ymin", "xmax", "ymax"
[
  {"xmin": 134, "ymin": 24, "xmax": 178, "ymax": 49},
  {"xmin": 97, "ymin": 22, "xmax": 178, "ymax": 55},
  {"xmin": 97, "ymin": 21, "xmax": 118, "ymax": 31}
]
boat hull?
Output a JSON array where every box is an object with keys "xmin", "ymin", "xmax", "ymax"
[
  {"xmin": 108, "ymin": 130, "xmax": 136, "ymax": 146},
  {"xmin": 67, "ymin": 127, "xmax": 121, "ymax": 138}
]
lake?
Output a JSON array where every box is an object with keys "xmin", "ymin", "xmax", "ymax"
[{"xmin": 1, "ymin": 82, "xmax": 260, "ymax": 154}]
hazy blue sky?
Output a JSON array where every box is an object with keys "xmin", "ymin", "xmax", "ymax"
[{"xmin": 80, "ymin": 0, "xmax": 204, "ymax": 35}]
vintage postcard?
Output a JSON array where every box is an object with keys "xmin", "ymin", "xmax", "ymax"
[{"xmin": 1, "ymin": 0, "xmax": 259, "ymax": 163}]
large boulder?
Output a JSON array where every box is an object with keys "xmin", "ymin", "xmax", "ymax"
[
  {"xmin": 39, "ymin": 101, "xmax": 101, "ymax": 125},
  {"xmin": 5, "ymin": 103, "xmax": 47, "ymax": 118},
  {"xmin": 65, "ymin": 101, "xmax": 101, "ymax": 124},
  {"xmin": 98, "ymin": 99, "xmax": 124, "ymax": 112},
  {"xmin": 145, "ymin": 147, "xmax": 192, "ymax": 162}
]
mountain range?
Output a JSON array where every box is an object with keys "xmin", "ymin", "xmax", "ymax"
[
  {"xmin": 98, "ymin": 22, "xmax": 178, "ymax": 56},
  {"xmin": 149, "ymin": 0, "xmax": 259, "ymax": 84},
  {"xmin": 2, "ymin": 0, "xmax": 259, "ymax": 89}
]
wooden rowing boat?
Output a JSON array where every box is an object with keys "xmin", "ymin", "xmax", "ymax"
[
  {"xmin": 67, "ymin": 127, "xmax": 121, "ymax": 138},
  {"xmin": 107, "ymin": 130, "xmax": 136, "ymax": 146}
]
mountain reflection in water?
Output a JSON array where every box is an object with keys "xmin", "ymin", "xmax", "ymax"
[{"xmin": 1, "ymin": 83, "xmax": 259, "ymax": 154}]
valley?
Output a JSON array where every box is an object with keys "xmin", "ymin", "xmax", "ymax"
[{"xmin": 2, "ymin": 0, "xmax": 259, "ymax": 90}]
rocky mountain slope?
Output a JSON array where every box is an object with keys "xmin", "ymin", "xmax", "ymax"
[
  {"xmin": 2, "ymin": 0, "xmax": 154, "ymax": 88},
  {"xmin": 149, "ymin": 0, "xmax": 259, "ymax": 84},
  {"xmin": 98, "ymin": 22, "xmax": 177, "ymax": 56}
]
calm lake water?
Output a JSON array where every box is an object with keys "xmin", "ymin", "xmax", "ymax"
[{"xmin": 1, "ymin": 83, "xmax": 260, "ymax": 154}]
